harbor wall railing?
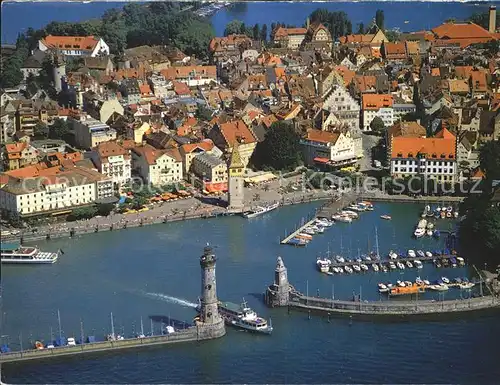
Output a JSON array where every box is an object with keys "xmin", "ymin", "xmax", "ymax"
[
  {"xmin": 289, "ymin": 294, "xmax": 500, "ymax": 316},
  {"xmin": 0, "ymin": 326, "xmax": 215, "ymax": 363}
]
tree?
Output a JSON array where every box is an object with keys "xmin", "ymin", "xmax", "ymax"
[
  {"xmin": 250, "ymin": 121, "xmax": 302, "ymax": 171},
  {"xmin": 375, "ymin": 9, "xmax": 385, "ymax": 31},
  {"xmin": 48, "ymin": 118, "xmax": 70, "ymax": 140},
  {"xmin": 33, "ymin": 121, "xmax": 48, "ymax": 138},
  {"xmin": 370, "ymin": 116, "xmax": 385, "ymax": 133},
  {"xmin": 385, "ymin": 30, "xmax": 401, "ymax": 43},
  {"xmin": 357, "ymin": 23, "xmax": 365, "ymax": 34},
  {"xmin": 172, "ymin": 18, "xmax": 215, "ymax": 60},
  {"xmin": 253, "ymin": 24, "xmax": 260, "ymax": 40},
  {"xmin": 309, "ymin": 9, "xmax": 352, "ymax": 40},
  {"xmin": 1, "ymin": 58, "xmax": 23, "ymax": 88},
  {"xmin": 131, "ymin": 196, "xmax": 148, "ymax": 210},
  {"xmin": 96, "ymin": 203, "xmax": 114, "ymax": 216},
  {"xmin": 224, "ymin": 20, "xmax": 245, "ymax": 36},
  {"xmin": 479, "ymin": 140, "xmax": 500, "ymax": 185},
  {"xmin": 260, "ymin": 24, "xmax": 268, "ymax": 42},
  {"xmin": 69, "ymin": 206, "xmax": 98, "ymax": 221}
]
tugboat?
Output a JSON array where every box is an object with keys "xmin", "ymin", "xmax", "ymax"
[{"xmin": 217, "ymin": 300, "xmax": 273, "ymax": 334}]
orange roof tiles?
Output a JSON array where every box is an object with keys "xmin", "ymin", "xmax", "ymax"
[
  {"xmin": 95, "ymin": 141, "xmax": 129, "ymax": 159},
  {"xmin": 448, "ymin": 79, "xmax": 469, "ymax": 94},
  {"xmin": 338, "ymin": 34, "xmax": 375, "ymax": 45},
  {"xmin": 455, "ymin": 66, "xmax": 474, "ymax": 79},
  {"xmin": 180, "ymin": 140, "xmax": 214, "ymax": 154},
  {"xmin": 334, "ymin": 65, "xmax": 356, "ymax": 87},
  {"xmin": 161, "ymin": 66, "xmax": 216, "ymax": 81},
  {"xmin": 354, "ymin": 75, "xmax": 377, "ymax": 92},
  {"xmin": 362, "ymin": 94, "xmax": 393, "ymax": 110},
  {"xmin": 209, "ymin": 34, "xmax": 251, "ymax": 52},
  {"xmin": 431, "ymin": 68, "xmax": 441, "ymax": 77},
  {"xmin": 384, "ymin": 42, "xmax": 406, "ymax": 57},
  {"xmin": 5, "ymin": 142, "xmax": 27, "ymax": 154},
  {"xmin": 273, "ymin": 27, "xmax": 307, "ymax": 38},
  {"xmin": 139, "ymin": 84, "xmax": 152, "ymax": 95},
  {"xmin": 391, "ymin": 128, "xmax": 456, "ymax": 159},
  {"xmin": 260, "ymin": 114, "xmax": 278, "ymax": 129},
  {"xmin": 172, "ymin": 81, "xmax": 191, "ymax": 96},
  {"xmin": 41, "ymin": 35, "xmax": 100, "ymax": 51},
  {"xmin": 432, "ymin": 22, "xmax": 494, "ymax": 40},
  {"xmin": 470, "ymin": 70, "xmax": 488, "ymax": 92},
  {"xmin": 218, "ymin": 120, "xmax": 256, "ymax": 146},
  {"xmin": 305, "ymin": 129, "xmax": 340, "ymax": 144}
]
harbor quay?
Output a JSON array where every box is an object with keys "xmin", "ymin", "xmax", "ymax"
[
  {"xmin": 0, "ymin": 246, "xmax": 226, "ymax": 364},
  {"xmin": 264, "ymin": 257, "xmax": 500, "ymax": 317}
]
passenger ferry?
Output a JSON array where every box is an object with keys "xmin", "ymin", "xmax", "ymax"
[
  {"xmin": 1, "ymin": 241, "xmax": 59, "ymax": 264},
  {"xmin": 218, "ymin": 300, "xmax": 273, "ymax": 334},
  {"xmin": 242, "ymin": 202, "xmax": 280, "ymax": 219}
]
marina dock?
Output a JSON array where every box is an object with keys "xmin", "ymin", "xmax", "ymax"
[
  {"xmin": 328, "ymin": 253, "xmax": 460, "ymax": 269},
  {"xmin": 280, "ymin": 217, "xmax": 318, "ymax": 244}
]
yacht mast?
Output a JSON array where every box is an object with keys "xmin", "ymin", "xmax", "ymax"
[
  {"xmin": 57, "ymin": 309, "xmax": 62, "ymax": 340},
  {"xmin": 140, "ymin": 316, "xmax": 144, "ymax": 336},
  {"xmin": 375, "ymin": 227, "xmax": 380, "ymax": 258},
  {"xmin": 110, "ymin": 312, "xmax": 115, "ymax": 338},
  {"xmin": 80, "ymin": 320, "xmax": 84, "ymax": 344}
]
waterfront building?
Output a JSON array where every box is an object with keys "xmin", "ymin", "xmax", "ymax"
[
  {"xmin": 179, "ymin": 140, "xmax": 215, "ymax": 178},
  {"xmin": 73, "ymin": 116, "xmax": 117, "ymax": 150},
  {"xmin": 227, "ymin": 145, "xmax": 245, "ymax": 211},
  {"xmin": 132, "ymin": 144, "xmax": 183, "ymax": 186},
  {"xmin": 362, "ymin": 94, "xmax": 394, "ymax": 131},
  {"xmin": 38, "ymin": 35, "xmax": 110, "ymax": 57},
  {"xmin": 208, "ymin": 120, "xmax": 257, "ymax": 167},
  {"xmin": 191, "ymin": 152, "xmax": 228, "ymax": 193},
  {"xmin": 90, "ymin": 141, "xmax": 132, "ymax": 188},
  {"xmin": 0, "ymin": 166, "xmax": 113, "ymax": 216},
  {"xmin": 301, "ymin": 129, "xmax": 357, "ymax": 168},
  {"xmin": 390, "ymin": 127, "xmax": 457, "ymax": 184},
  {"xmin": 272, "ymin": 27, "xmax": 307, "ymax": 49}
]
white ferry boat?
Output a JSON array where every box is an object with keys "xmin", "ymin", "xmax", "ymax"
[
  {"xmin": 1, "ymin": 241, "xmax": 59, "ymax": 264},
  {"xmin": 242, "ymin": 202, "xmax": 280, "ymax": 219},
  {"xmin": 218, "ymin": 300, "xmax": 273, "ymax": 334}
]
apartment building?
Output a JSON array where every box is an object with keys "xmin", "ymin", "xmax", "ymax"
[
  {"xmin": 90, "ymin": 141, "xmax": 132, "ymax": 188},
  {"xmin": 132, "ymin": 144, "xmax": 183, "ymax": 186},
  {"xmin": 362, "ymin": 94, "xmax": 394, "ymax": 131},
  {"xmin": 73, "ymin": 116, "xmax": 117, "ymax": 149},
  {"xmin": 301, "ymin": 129, "xmax": 357, "ymax": 168}
]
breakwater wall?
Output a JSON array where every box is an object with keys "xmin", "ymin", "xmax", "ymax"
[
  {"xmin": 288, "ymin": 293, "xmax": 500, "ymax": 316},
  {"xmin": 359, "ymin": 195, "xmax": 464, "ymax": 204},
  {"xmin": 1, "ymin": 308, "xmax": 226, "ymax": 365}
]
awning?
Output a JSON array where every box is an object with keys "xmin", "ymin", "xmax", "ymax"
[
  {"xmin": 313, "ymin": 157, "xmax": 330, "ymax": 164},
  {"xmin": 205, "ymin": 182, "xmax": 228, "ymax": 193},
  {"xmin": 244, "ymin": 173, "xmax": 278, "ymax": 184}
]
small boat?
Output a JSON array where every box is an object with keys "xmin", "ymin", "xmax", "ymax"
[
  {"xmin": 405, "ymin": 281, "xmax": 413, "ymax": 287},
  {"xmin": 337, "ymin": 266, "xmax": 344, "ymax": 274},
  {"xmin": 457, "ymin": 256, "xmax": 465, "ymax": 266},
  {"xmin": 353, "ymin": 264, "xmax": 361, "ymax": 272},
  {"xmin": 433, "ymin": 230, "xmax": 440, "ymax": 238},
  {"xmin": 380, "ymin": 215, "xmax": 392, "ymax": 220},
  {"xmin": 388, "ymin": 251, "xmax": 398, "ymax": 260},
  {"xmin": 459, "ymin": 282, "xmax": 475, "ymax": 290},
  {"xmin": 440, "ymin": 211, "xmax": 446, "ymax": 219},
  {"xmin": 431, "ymin": 283, "xmax": 449, "ymax": 291},
  {"xmin": 344, "ymin": 266, "xmax": 353, "ymax": 274},
  {"xmin": 389, "ymin": 261, "xmax": 397, "ymax": 270},
  {"xmin": 450, "ymin": 257, "xmax": 457, "ymax": 267},
  {"xmin": 342, "ymin": 210, "xmax": 359, "ymax": 219},
  {"xmin": 316, "ymin": 258, "xmax": 331, "ymax": 273},
  {"xmin": 315, "ymin": 226, "xmax": 325, "ymax": 234},
  {"xmin": 414, "ymin": 228, "xmax": 426, "ymax": 238},
  {"xmin": 288, "ymin": 238, "xmax": 307, "ymax": 247},
  {"xmin": 333, "ymin": 214, "xmax": 352, "ymax": 223},
  {"xmin": 326, "ymin": 271, "xmax": 334, "ymax": 276},
  {"xmin": 296, "ymin": 233, "xmax": 313, "ymax": 241},
  {"xmin": 425, "ymin": 251, "xmax": 433, "ymax": 258},
  {"xmin": 363, "ymin": 255, "xmax": 372, "ymax": 262},
  {"xmin": 407, "ymin": 250, "xmax": 416, "ymax": 258},
  {"xmin": 427, "ymin": 229, "xmax": 433, "ymax": 237},
  {"xmin": 415, "ymin": 277, "xmax": 424, "ymax": 286},
  {"xmin": 427, "ymin": 222, "xmax": 435, "ymax": 230},
  {"xmin": 360, "ymin": 264, "xmax": 369, "ymax": 271},
  {"xmin": 453, "ymin": 211, "xmax": 459, "ymax": 218},
  {"xmin": 441, "ymin": 277, "xmax": 450, "ymax": 284},
  {"xmin": 423, "ymin": 280, "xmax": 430, "ymax": 286},
  {"xmin": 397, "ymin": 280, "xmax": 406, "ymax": 287},
  {"xmin": 381, "ymin": 264, "xmax": 388, "ymax": 272},
  {"xmin": 414, "ymin": 260, "xmax": 423, "ymax": 269},
  {"xmin": 355, "ymin": 257, "xmax": 363, "ymax": 263},
  {"xmin": 447, "ymin": 206, "xmax": 453, "ymax": 213},
  {"xmin": 397, "ymin": 261, "xmax": 405, "ymax": 270},
  {"xmin": 406, "ymin": 261, "xmax": 413, "ymax": 268},
  {"xmin": 335, "ymin": 256, "xmax": 345, "ymax": 263},
  {"xmin": 446, "ymin": 212, "xmax": 452, "ymax": 218},
  {"xmin": 34, "ymin": 341, "xmax": 44, "ymax": 350},
  {"xmin": 416, "ymin": 250, "xmax": 425, "ymax": 258},
  {"xmin": 378, "ymin": 283, "xmax": 387, "ymax": 290},
  {"xmin": 372, "ymin": 264, "xmax": 379, "ymax": 272},
  {"xmin": 303, "ymin": 228, "xmax": 316, "ymax": 235}
]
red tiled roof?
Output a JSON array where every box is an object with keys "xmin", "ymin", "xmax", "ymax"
[
  {"xmin": 432, "ymin": 22, "xmax": 494, "ymax": 40},
  {"xmin": 362, "ymin": 94, "xmax": 393, "ymax": 110},
  {"xmin": 306, "ymin": 129, "xmax": 340, "ymax": 144},
  {"xmin": 180, "ymin": 139, "xmax": 214, "ymax": 154},
  {"xmin": 161, "ymin": 66, "xmax": 216, "ymax": 80},
  {"xmin": 41, "ymin": 35, "xmax": 99, "ymax": 51},
  {"xmin": 218, "ymin": 120, "xmax": 256, "ymax": 146},
  {"xmin": 391, "ymin": 128, "xmax": 456, "ymax": 159}
]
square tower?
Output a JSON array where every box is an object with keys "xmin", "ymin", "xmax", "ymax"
[{"xmin": 227, "ymin": 145, "xmax": 245, "ymax": 211}]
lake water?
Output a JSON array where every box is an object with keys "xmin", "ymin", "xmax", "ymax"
[
  {"xmin": 2, "ymin": 201, "xmax": 499, "ymax": 384},
  {"xmin": 1, "ymin": 1, "xmax": 495, "ymax": 43}
]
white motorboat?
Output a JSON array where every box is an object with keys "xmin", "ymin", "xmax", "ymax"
[
  {"xmin": 423, "ymin": 280, "xmax": 430, "ymax": 286},
  {"xmin": 380, "ymin": 214, "xmax": 392, "ymax": 220},
  {"xmin": 388, "ymin": 251, "xmax": 398, "ymax": 260},
  {"xmin": 372, "ymin": 264, "xmax": 379, "ymax": 272},
  {"xmin": 335, "ymin": 256, "xmax": 345, "ymax": 263},
  {"xmin": 397, "ymin": 280, "xmax": 406, "ymax": 287},
  {"xmin": 333, "ymin": 214, "xmax": 352, "ymax": 223},
  {"xmin": 427, "ymin": 229, "xmax": 433, "ymax": 236},
  {"xmin": 316, "ymin": 258, "xmax": 331, "ymax": 273},
  {"xmin": 453, "ymin": 211, "xmax": 459, "ymax": 218},
  {"xmin": 405, "ymin": 281, "xmax": 413, "ymax": 287},
  {"xmin": 389, "ymin": 261, "xmax": 397, "ymax": 270},
  {"xmin": 243, "ymin": 202, "xmax": 280, "ymax": 218},
  {"xmin": 417, "ymin": 219, "xmax": 428, "ymax": 229},
  {"xmin": 407, "ymin": 250, "xmax": 416, "ymax": 258},
  {"xmin": 337, "ymin": 266, "xmax": 344, "ymax": 274},
  {"xmin": 414, "ymin": 260, "xmax": 423, "ymax": 269},
  {"xmin": 429, "ymin": 283, "xmax": 449, "ymax": 291},
  {"xmin": 457, "ymin": 256, "xmax": 465, "ymax": 266},
  {"xmin": 381, "ymin": 264, "xmax": 388, "ymax": 272},
  {"xmin": 441, "ymin": 277, "xmax": 450, "ymax": 284},
  {"xmin": 363, "ymin": 255, "xmax": 372, "ymax": 262},
  {"xmin": 416, "ymin": 250, "xmax": 425, "ymax": 258},
  {"xmin": 315, "ymin": 219, "xmax": 332, "ymax": 227},
  {"xmin": 414, "ymin": 228, "xmax": 426, "ymax": 238},
  {"xmin": 406, "ymin": 261, "xmax": 413, "ymax": 268},
  {"xmin": 425, "ymin": 251, "xmax": 433, "ymax": 258},
  {"xmin": 459, "ymin": 282, "xmax": 475, "ymax": 290},
  {"xmin": 397, "ymin": 261, "xmax": 405, "ymax": 270},
  {"xmin": 360, "ymin": 264, "xmax": 369, "ymax": 271},
  {"xmin": 353, "ymin": 264, "xmax": 361, "ymax": 272},
  {"xmin": 344, "ymin": 266, "xmax": 353, "ymax": 274},
  {"xmin": 314, "ymin": 226, "xmax": 325, "ymax": 234},
  {"xmin": 303, "ymin": 227, "xmax": 316, "ymax": 235},
  {"xmin": 1, "ymin": 242, "xmax": 59, "ymax": 264},
  {"xmin": 341, "ymin": 210, "xmax": 359, "ymax": 219},
  {"xmin": 415, "ymin": 277, "xmax": 424, "ymax": 286}
]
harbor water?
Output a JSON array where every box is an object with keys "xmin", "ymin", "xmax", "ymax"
[{"xmin": 2, "ymin": 202, "xmax": 500, "ymax": 383}]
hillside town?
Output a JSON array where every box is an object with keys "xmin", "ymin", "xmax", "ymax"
[{"xmin": 0, "ymin": 5, "xmax": 499, "ymax": 228}]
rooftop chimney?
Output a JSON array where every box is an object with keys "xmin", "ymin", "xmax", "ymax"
[{"xmin": 490, "ymin": 6, "xmax": 497, "ymax": 33}]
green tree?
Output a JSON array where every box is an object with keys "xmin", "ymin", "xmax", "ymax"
[
  {"xmin": 357, "ymin": 22, "xmax": 365, "ymax": 34},
  {"xmin": 309, "ymin": 9, "xmax": 352, "ymax": 40},
  {"xmin": 224, "ymin": 20, "xmax": 245, "ymax": 36},
  {"xmin": 172, "ymin": 18, "xmax": 215, "ymax": 60},
  {"xmin": 375, "ymin": 9, "xmax": 385, "ymax": 31},
  {"xmin": 479, "ymin": 139, "xmax": 500, "ymax": 185},
  {"xmin": 97, "ymin": 203, "xmax": 114, "ymax": 216},
  {"xmin": 1, "ymin": 58, "xmax": 23, "ymax": 88},
  {"xmin": 131, "ymin": 196, "xmax": 148, "ymax": 210},
  {"xmin": 250, "ymin": 121, "xmax": 302, "ymax": 171},
  {"xmin": 469, "ymin": 11, "xmax": 500, "ymax": 30},
  {"xmin": 260, "ymin": 24, "xmax": 268, "ymax": 42},
  {"xmin": 253, "ymin": 24, "xmax": 260, "ymax": 40},
  {"xmin": 370, "ymin": 116, "xmax": 385, "ymax": 133},
  {"xmin": 385, "ymin": 29, "xmax": 401, "ymax": 43},
  {"xmin": 48, "ymin": 118, "xmax": 70, "ymax": 140},
  {"xmin": 69, "ymin": 206, "xmax": 98, "ymax": 221},
  {"xmin": 33, "ymin": 121, "xmax": 48, "ymax": 138}
]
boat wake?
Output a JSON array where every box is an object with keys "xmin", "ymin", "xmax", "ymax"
[{"xmin": 143, "ymin": 292, "xmax": 197, "ymax": 308}]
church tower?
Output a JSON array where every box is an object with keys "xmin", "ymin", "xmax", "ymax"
[
  {"xmin": 227, "ymin": 145, "xmax": 245, "ymax": 212},
  {"xmin": 199, "ymin": 245, "xmax": 223, "ymax": 325}
]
